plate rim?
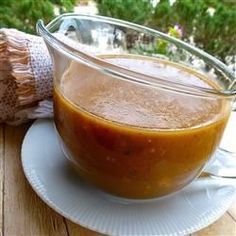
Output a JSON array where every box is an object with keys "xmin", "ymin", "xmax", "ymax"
[{"xmin": 21, "ymin": 119, "xmax": 236, "ymax": 236}]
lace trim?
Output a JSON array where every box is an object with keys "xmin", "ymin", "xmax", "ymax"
[
  {"xmin": 0, "ymin": 29, "xmax": 53, "ymax": 124},
  {"xmin": 0, "ymin": 29, "xmax": 37, "ymax": 106}
]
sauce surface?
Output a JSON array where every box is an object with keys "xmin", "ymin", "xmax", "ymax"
[
  {"xmin": 54, "ymin": 55, "xmax": 229, "ymax": 198},
  {"xmin": 61, "ymin": 55, "xmax": 222, "ymax": 129}
]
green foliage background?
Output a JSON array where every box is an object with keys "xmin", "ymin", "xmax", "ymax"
[
  {"xmin": 0, "ymin": 0, "xmax": 75, "ymax": 34},
  {"xmin": 96, "ymin": 0, "xmax": 236, "ymax": 65},
  {"xmin": 96, "ymin": 0, "xmax": 152, "ymax": 25},
  {"xmin": 0, "ymin": 0, "xmax": 235, "ymax": 65}
]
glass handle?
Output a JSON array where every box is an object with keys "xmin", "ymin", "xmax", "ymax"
[
  {"xmin": 229, "ymin": 78, "xmax": 236, "ymax": 112},
  {"xmin": 233, "ymin": 98, "xmax": 236, "ymax": 111},
  {"xmin": 204, "ymin": 148, "xmax": 236, "ymax": 178}
]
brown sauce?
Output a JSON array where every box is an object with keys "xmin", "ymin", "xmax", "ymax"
[{"xmin": 54, "ymin": 55, "xmax": 229, "ymax": 199}]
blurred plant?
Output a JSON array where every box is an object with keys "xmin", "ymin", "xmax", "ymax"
[
  {"xmin": 51, "ymin": 0, "xmax": 76, "ymax": 13},
  {"xmin": 96, "ymin": 0, "xmax": 236, "ymax": 65},
  {"xmin": 156, "ymin": 24, "xmax": 183, "ymax": 55},
  {"xmin": 95, "ymin": 0, "xmax": 153, "ymax": 25},
  {"xmin": 0, "ymin": 0, "xmax": 76, "ymax": 34},
  {"xmin": 150, "ymin": 0, "xmax": 236, "ymax": 65}
]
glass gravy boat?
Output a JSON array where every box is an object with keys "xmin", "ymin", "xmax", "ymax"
[{"xmin": 37, "ymin": 14, "xmax": 236, "ymax": 199}]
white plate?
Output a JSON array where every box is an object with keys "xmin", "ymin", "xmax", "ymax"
[{"xmin": 21, "ymin": 119, "xmax": 236, "ymax": 236}]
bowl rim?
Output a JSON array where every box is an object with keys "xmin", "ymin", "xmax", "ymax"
[{"xmin": 37, "ymin": 13, "xmax": 236, "ymax": 98}]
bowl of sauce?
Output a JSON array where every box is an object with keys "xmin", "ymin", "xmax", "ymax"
[{"xmin": 38, "ymin": 14, "xmax": 235, "ymax": 199}]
